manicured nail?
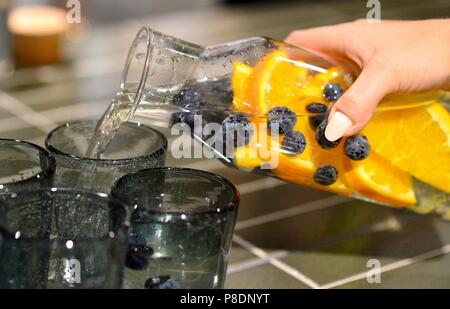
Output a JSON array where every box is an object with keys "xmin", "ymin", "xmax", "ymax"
[{"xmin": 325, "ymin": 111, "xmax": 352, "ymax": 142}]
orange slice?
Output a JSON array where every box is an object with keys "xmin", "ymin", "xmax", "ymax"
[
  {"xmin": 344, "ymin": 151, "xmax": 416, "ymax": 207},
  {"xmin": 363, "ymin": 101, "xmax": 450, "ymax": 193},
  {"xmin": 273, "ymin": 116, "xmax": 352, "ymax": 196},
  {"xmin": 233, "ymin": 121, "xmax": 273, "ymax": 168},
  {"xmin": 231, "ymin": 62, "xmax": 254, "ymax": 114},
  {"xmin": 247, "ymin": 49, "xmax": 310, "ymax": 115}
]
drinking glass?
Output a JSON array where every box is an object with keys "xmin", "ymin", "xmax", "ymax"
[
  {"xmin": 111, "ymin": 167, "xmax": 239, "ymax": 289},
  {"xmin": 0, "ymin": 188, "xmax": 130, "ymax": 289},
  {"xmin": 0, "ymin": 139, "xmax": 55, "ymax": 194},
  {"xmin": 45, "ymin": 121, "xmax": 167, "ymax": 193}
]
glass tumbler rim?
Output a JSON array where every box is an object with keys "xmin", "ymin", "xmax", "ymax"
[
  {"xmin": 45, "ymin": 120, "xmax": 168, "ymax": 164},
  {"xmin": 0, "ymin": 187, "xmax": 131, "ymax": 240},
  {"xmin": 0, "ymin": 138, "xmax": 56, "ymax": 187},
  {"xmin": 112, "ymin": 167, "xmax": 240, "ymax": 215}
]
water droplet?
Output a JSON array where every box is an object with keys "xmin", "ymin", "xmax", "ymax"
[{"xmin": 66, "ymin": 240, "xmax": 74, "ymax": 249}]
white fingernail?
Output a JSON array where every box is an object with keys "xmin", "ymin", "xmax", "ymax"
[{"xmin": 325, "ymin": 111, "xmax": 352, "ymax": 142}]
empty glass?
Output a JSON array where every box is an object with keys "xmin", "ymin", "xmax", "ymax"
[
  {"xmin": 45, "ymin": 121, "xmax": 167, "ymax": 193},
  {"xmin": 0, "ymin": 139, "xmax": 55, "ymax": 194},
  {"xmin": 111, "ymin": 167, "xmax": 239, "ymax": 289},
  {"xmin": 0, "ymin": 188, "xmax": 130, "ymax": 289}
]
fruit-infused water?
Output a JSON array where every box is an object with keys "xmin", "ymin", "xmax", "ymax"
[{"xmin": 90, "ymin": 27, "xmax": 450, "ymax": 218}]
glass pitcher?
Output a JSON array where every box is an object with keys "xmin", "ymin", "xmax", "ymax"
[{"xmin": 95, "ymin": 26, "xmax": 450, "ymax": 219}]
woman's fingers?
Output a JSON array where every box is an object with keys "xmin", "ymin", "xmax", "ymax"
[
  {"xmin": 325, "ymin": 60, "xmax": 395, "ymax": 141},
  {"xmin": 285, "ymin": 22, "xmax": 354, "ymax": 54}
]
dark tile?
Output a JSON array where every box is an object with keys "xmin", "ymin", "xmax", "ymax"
[
  {"xmin": 278, "ymin": 215, "xmax": 450, "ymax": 284},
  {"xmin": 228, "ymin": 243, "xmax": 256, "ymax": 265},
  {"xmin": 237, "ymin": 184, "xmax": 332, "ymax": 222},
  {"xmin": 237, "ymin": 199, "xmax": 445, "ymax": 254},
  {"xmin": 281, "ymin": 251, "xmax": 380, "ymax": 286},
  {"xmin": 336, "ymin": 253, "xmax": 450, "ymax": 289},
  {"xmin": 225, "ymin": 263, "xmax": 310, "ymax": 289}
]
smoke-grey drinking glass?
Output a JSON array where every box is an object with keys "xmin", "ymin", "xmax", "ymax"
[
  {"xmin": 0, "ymin": 139, "xmax": 55, "ymax": 195},
  {"xmin": 111, "ymin": 167, "xmax": 239, "ymax": 289},
  {"xmin": 0, "ymin": 188, "xmax": 130, "ymax": 289},
  {"xmin": 45, "ymin": 121, "xmax": 167, "ymax": 193}
]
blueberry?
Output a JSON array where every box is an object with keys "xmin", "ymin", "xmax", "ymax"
[
  {"xmin": 281, "ymin": 131, "xmax": 307, "ymax": 155},
  {"xmin": 309, "ymin": 113, "xmax": 327, "ymax": 131},
  {"xmin": 128, "ymin": 234, "xmax": 146, "ymax": 247},
  {"xmin": 177, "ymin": 111, "xmax": 206, "ymax": 137},
  {"xmin": 173, "ymin": 84, "xmax": 204, "ymax": 109},
  {"xmin": 323, "ymin": 83, "xmax": 344, "ymax": 102},
  {"xmin": 314, "ymin": 165, "xmax": 339, "ymax": 185},
  {"xmin": 306, "ymin": 103, "xmax": 328, "ymax": 114},
  {"xmin": 144, "ymin": 275, "xmax": 180, "ymax": 289},
  {"xmin": 267, "ymin": 107, "xmax": 297, "ymax": 134},
  {"xmin": 221, "ymin": 113, "xmax": 253, "ymax": 148},
  {"xmin": 125, "ymin": 234, "xmax": 154, "ymax": 270},
  {"xmin": 315, "ymin": 120, "xmax": 340, "ymax": 149},
  {"xmin": 344, "ymin": 135, "xmax": 371, "ymax": 160}
]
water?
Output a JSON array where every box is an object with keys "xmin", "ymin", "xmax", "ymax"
[
  {"xmin": 85, "ymin": 78, "xmax": 234, "ymax": 159},
  {"xmin": 124, "ymin": 212, "xmax": 230, "ymax": 289},
  {"xmin": 85, "ymin": 92, "xmax": 136, "ymax": 159}
]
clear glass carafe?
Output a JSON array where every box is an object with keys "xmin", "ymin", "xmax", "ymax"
[{"xmin": 97, "ymin": 26, "xmax": 449, "ymax": 219}]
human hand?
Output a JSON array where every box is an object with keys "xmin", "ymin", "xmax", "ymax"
[{"xmin": 285, "ymin": 19, "xmax": 450, "ymax": 141}]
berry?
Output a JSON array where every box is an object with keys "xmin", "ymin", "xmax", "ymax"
[
  {"xmin": 315, "ymin": 120, "xmax": 340, "ymax": 149},
  {"xmin": 222, "ymin": 113, "xmax": 253, "ymax": 148},
  {"xmin": 144, "ymin": 275, "xmax": 180, "ymax": 289},
  {"xmin": 314, "ymin": 165, "xmax": 339, "ymax": 185},
  {"xmin": 125, "ymin": 234, "xmax": 154, "ymax": 270},
  {"xmin": 173, "ymin": 84, "xmax": 204, "ymax": 109},
  {"xmin": 267, "ymin": 107, "xmax": 297, "ymax": 134},
  {"xmin": 281, "ymin": 131, "xmax": 307, "ymax": 155},
  {"xmin": 178, "ymin": 111, "xmax": 200, "ymax": 127},
  {"xmin": 323, "ymin": 83, "xmax": 344, "ymax": 102},
  {"xmin": 177, "ymin": 111, "xmax": 206, "ymax": 137},
  {"xmin": 128, "ymin": 234, "xmax": 146, "ymax": 247},
  {"xmin": 344, "ymin": 135, "xmax": 371, "ymax": 160},
  {"xmin": 306, "ymin": 103, "xmax": 328, "ymax": 114},
  {"xmin": 309, "ymin": 113, "xmax": 327, "ymax": 131},
  {"xmin": 306, "ymin": 103, "xmax": 329, "ymax": 131}
]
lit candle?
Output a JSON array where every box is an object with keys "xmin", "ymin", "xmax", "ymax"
[{"xmin": 8, "ymin": 5, "xmax": 68, "ymax": 67}]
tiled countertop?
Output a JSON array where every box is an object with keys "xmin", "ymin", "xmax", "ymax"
[{"xmin": 1, "ymin": 0, "xmax": 450, "ymax": 288}]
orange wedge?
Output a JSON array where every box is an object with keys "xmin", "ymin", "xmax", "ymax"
[
  {"xmin": 233, "ymin": 121, "xmax": 274, "ymax": 168},
  {"xmin": 363, "ymin": 101, "xmax": 450, "ymax": 193},
  {"xmin": 231, "ymin": 62, "xmax": 254, "ymax": 114},
  {"xmin": 247, "ymin": 49, "xmax": 310, "ymax": 115},
  {"xmin": 344, "ymin": 151, "xmax": 416, "ymax": 207}
]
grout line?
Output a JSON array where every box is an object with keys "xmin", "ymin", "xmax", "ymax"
[
  {"xmin": 227, "ymin": 250, "xmax": 290, "ymax": 275},
  {"xmin": 235, "ymin": 196, "xmax": 349, "ymax": 231},
  {"xmin": 233, "ymin": 234, "xmax": 320, "ymax": 289},
  {"xmin": 0, "ymin": 101, "xmax": 107, "ymax": 133},
  {"xmin": 227, "ymin": 214, "xmax": 425, "ymax": 278},
  {"xmin": 320, "ymin": 244, "xmax": 450, "ymax": 289},
  {"xmin": 0, "ymin": 91, "xmax": 58, "ymax": 133}
]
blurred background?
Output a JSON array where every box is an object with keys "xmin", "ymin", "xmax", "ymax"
[{"xmin": 1, "ymin": 0, "xmax": 450, "ymax": 289}]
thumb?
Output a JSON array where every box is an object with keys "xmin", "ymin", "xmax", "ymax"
[{"xmin": 325, "ymin": 61, "xmax": 395, "ymax": 141}]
